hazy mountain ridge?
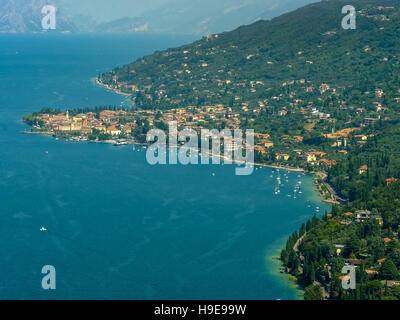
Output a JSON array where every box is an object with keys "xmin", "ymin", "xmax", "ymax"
[
  {"xmin": 140, "ymin": 0, "xmax": 319, "ymax": 34},
  {"xmin": 93, "ymin": 17, "xmax": 148, "ymax": 33},
  {"xmin": 66, "ymin": 0, "xmax": 319, "ymax": 34},
  {"xmin": 0, "ymin": 0, "xmax": 77, "ymax": 33},
  {"xmin": 0, "ymin": 0, "xmax": 318, "ymax": 34}
]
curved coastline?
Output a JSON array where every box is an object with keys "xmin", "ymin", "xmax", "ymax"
[
  {"xmin": 94, "ymin": 77, "xmax": 132, "ymax": 97},
  {"xmin": 93, "ymin": 78, "xmax": 337, "ymax": 300},
  {"xmin": 266, "ymin": 245, "xmax": 304, "ymax": 300},
  {"xmin": 90, "ymin": 75, "xmax": 333, "ymax": 300},
  {"xmin": 265, "ymin": 173, "xmax": 331, "ymax": 300}
]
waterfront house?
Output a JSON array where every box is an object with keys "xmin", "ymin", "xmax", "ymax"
[
  {"xmin": 107, "ymin": 125, "xmax": 121, "ymax": 136},
  {"xmin": 95, "ymin": 125, "xmax": 106, "ymax": 132},
  {"xmin": 276, "ymin": 153, "xmax": 290, "ymax": 161},
  {"xmin": 57, "ymin": 123, "xmax": 72, "ymax": 132},
  {"xmin": 70, "ymin": 122, "xmax": 83, "ymax": 131}
]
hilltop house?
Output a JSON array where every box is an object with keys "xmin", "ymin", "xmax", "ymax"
[
  {"xmin": 306, "ymin": 153, "xmax": 317, "ymax": 163},
  {"xmin": 386, "ymin": 178, "xmax": 398, "ymax": 186},
  {"xmin": 359, "ymin": 165, "xmax": 368, "ymax": 174},
  {"xmin": 260, "ymin": 139, "xmax": 274, "ymax": 148},
  {"xmin": 355, "ymin": 210, "xmax": 383, "ymax": 226},
  {"xmin": 355, "ymin": 210, "xmax": 372, "ymax": 222}
]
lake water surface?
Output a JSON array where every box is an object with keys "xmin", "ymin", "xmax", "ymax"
[{"xmin": 0, "ymin": 34, "xmax": 330, "ymax": 300}]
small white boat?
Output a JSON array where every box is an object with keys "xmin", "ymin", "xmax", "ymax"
[{"xmin": 40, "ymin": 227, "xmax": 47, "ymax": 232}]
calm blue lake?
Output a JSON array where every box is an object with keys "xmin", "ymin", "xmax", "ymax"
[{"xmin": 0, "ymin": 34, "xmax": 330, "ymax": 300}]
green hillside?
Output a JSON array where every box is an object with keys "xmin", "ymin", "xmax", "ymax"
[{"xmin": 100, "ymin": 0, "xmax": 400, "ymax": 114}]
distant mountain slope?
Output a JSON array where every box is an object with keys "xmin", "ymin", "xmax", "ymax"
[
  {"xmin": 56, "ymin": 0, "xmax": 318, "ymax": 34},
  {"xmin": 94, "ymin": 17, "xmax": 148, "ymax": 33},
  {"xmin": 100, "ymin": 0, "xmax": 400, "ymax": 111},
  {"xmin": 0, "ymin": 0, "xmax": 76, "ymax": 33},
  {"xmin": 142, "ymin": 0, "xmax": 319, "ymax": 35}
]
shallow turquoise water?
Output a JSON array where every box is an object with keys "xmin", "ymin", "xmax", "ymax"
[{"xmin": 0, "ymin": 34, "xmax": 330, "ymax": 300}]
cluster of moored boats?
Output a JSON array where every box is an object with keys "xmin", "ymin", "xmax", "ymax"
[
  {"xmin": 271, "ymin": 170, "xmax": 304, "ymax": 197},
  {"xmin": 269, "ymin": 170, "xmax": 320, "ymax": 212}
]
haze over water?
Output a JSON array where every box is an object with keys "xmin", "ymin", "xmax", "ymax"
[{"xmin": 0, "ymin": 34, "xmax": 330, "ymax": 300}]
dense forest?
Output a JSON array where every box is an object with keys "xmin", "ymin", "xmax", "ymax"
[{"xmin": 280, "ymin": 119, "xmax": 400, "ymax": 300}]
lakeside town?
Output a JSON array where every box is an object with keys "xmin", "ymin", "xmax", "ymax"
[{"xmin": 23, "ymin": 95, "xmax": 387, "ymax": 207}]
